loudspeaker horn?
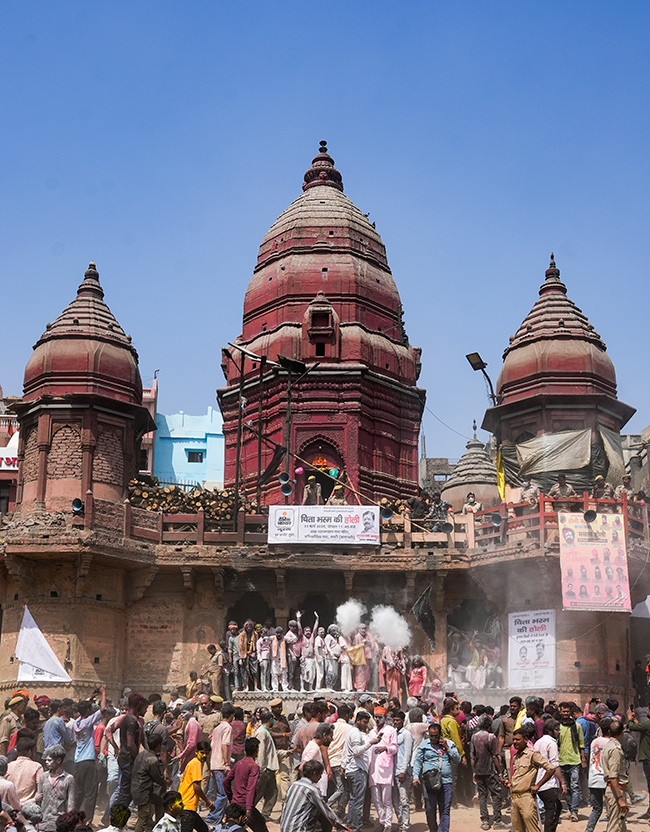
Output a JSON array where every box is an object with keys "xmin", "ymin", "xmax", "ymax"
[
  {"xmin": 381, "ymin": 507, "xmax": 394, "ymax": 520},
  {"xmin": 584, "ymin": 509, "xmax": 597, "ymax": 523},
  {"xmin": 72, "ymin": 498, "xmax": 84, "ymax": 515},
  {"xmin": 440, "ymin": 521, "xmax": 454, "ymax": 534},
  {"xmin": 491, "ymin": 513, "xmax": 503, "ymax": 527},
  {"xmin": 279, "ymin": 472, "xmax": 291, "ymax": 485},
  {"xmin": 280, "ymin": 483, "xmax": 294, "ymax": 496}
]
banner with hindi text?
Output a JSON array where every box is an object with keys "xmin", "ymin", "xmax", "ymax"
[
  {"xmin": 267, "ymin": 505, "xmax": 380, "ymax": 545},
  {"xmin": 508, "ymin": 609, "xmax": 556, "ymax": 689}
]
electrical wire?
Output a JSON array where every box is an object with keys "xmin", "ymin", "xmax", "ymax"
[{"xmin": 424, "ymin": 404, "xmax": 473, "ymax": 441}]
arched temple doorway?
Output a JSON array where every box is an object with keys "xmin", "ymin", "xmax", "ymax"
[
  {"xmin": 297, "ymin": 439, "xmax": 345, "ymax": 503},
  {"xmin": 226, "ymin": 592, "xmax": 275, "ymax": 630}
]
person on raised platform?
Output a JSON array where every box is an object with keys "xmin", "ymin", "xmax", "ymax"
[
  {"xmin": 270, "ymin": 628, "xmax": 288, "ymax": 692},
  {"xmin": 324, "ymin": 626, "xmax": 341, "ymax": 690},
  {"xmin": 285, "ymin": 614, "xmax": 304, "ymax": 692},
  {"xmin": 302, "ymin": 476, "xmax": 323, "ymax": 506},
  {"xmin": 301, "ymin": 614, "xmax": 320, "ymax": 693}
]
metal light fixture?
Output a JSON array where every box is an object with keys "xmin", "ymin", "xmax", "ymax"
[{"xmin": 466, "ymin": 352, "xmax": 497, "ymax": 406}]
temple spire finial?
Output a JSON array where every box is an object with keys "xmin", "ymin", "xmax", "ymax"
[
  {"xmin": 472, "ymin": 419, "xmax": 477, "ymax": 439},
  {"xmin": 302, "ymin": 141, "xmax": 344, "ymax": 192},
  {"xmin": 549, "ymin": 252, "xmax": 555, "ymax": 268}
]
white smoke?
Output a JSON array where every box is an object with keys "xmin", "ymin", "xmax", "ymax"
[
  {"xmin": 336, "ymin": 599, "xmax": 366, "ymax": 637},
  {"xmin": 370, "ymin": 605, "xmax": 411, "ymax": 650}
]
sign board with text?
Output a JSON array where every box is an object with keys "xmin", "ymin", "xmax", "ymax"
[
  {"xmin": 267, "ymin": 505, "xmax": 380, "ymax": 545},
  {"xmin": 508, "ymin": 609, "xmax": 556, "ymax": 690}
]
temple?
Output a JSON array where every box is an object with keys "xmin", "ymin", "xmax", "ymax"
[
  {"xmin": 1, "ymin": 146, "xmax": 649, "ymax": 705},
  {"xmin": 218, "ymin": 142, "xmax": 425, "ymax": 504}
]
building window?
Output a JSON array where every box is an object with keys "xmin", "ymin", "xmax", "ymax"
[
  {"xmin": 139, "ymin": 449, "xmax": 149, "ymax": 470},
  {"xmin": 187, "ymin": 451, "xmax": 204, "ymax": 463},
  {"xmin": 315, "ymin": 342, "xmax": 325, "ymax": 357}
]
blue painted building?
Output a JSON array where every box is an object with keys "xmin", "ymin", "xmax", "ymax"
[{"xmin": 153, "ymin": 407, "xmax": 224, "ymax": 489}]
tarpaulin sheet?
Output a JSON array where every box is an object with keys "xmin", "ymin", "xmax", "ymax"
[
  {"xmin": 516, "ymin": 429, "xmax": 592, "ymax": 476},
  {"xmin": 599, "ymin": 426, "xmax": 626, "ymax": 485}
]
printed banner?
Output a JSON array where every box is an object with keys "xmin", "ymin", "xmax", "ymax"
[
  {"xmin": 267, "ymin": 505, "xmax": 380, "ymax": 545},
  {"xmin": 559, "ymin": 512, "xmax": 631, "ymax": 611},
  {"xmin": 508, "ymin": 609, "xmax": 556, "ymax": 690}
]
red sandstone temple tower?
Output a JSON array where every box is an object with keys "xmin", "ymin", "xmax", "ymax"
[
  {"xmin": 15, "ymin": 262, "xmax": 153, "ymax": 513},
  {"xmin": 218, "ymin": 143, "xmax": 426, "ymax": 503}
]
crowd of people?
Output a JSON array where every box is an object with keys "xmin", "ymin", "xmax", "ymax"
[
  {"xmin": 193, "ymin": 620, "xmax": 426, "ymax": 700},
  {"xmin": 1, "ymin": 683, "xmax": 650, "ymax": 832}
]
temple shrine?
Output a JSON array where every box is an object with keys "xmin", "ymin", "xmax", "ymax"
[{"xmin": 0, "ymin": 145, "xmax": 648, "ymax": 706}]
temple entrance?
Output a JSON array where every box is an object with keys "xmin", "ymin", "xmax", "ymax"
[
  {"xmin": 297, "ymin": 439, "xmax": 345, "ymax": 503},
  {"xmin": 446, "ymin": 599, "xmax": 503, "ymax": 690},
  {"xmin": 226, "ymin": 592, "xmax": 275, "ymax": 630}
]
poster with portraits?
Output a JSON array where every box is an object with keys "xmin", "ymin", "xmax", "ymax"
[
  {"xmin": 559, "ymin": 512, "xmax": 631, "ymax": 611},
  {"xmin": 508, "ymin": 609, "xmax": 556, "ymax": 689}
]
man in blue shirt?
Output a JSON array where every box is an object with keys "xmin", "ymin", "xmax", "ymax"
[
  {"xmin": 73, "ymin": 686, "xmax": 107, "ymax": 819},
  {"xmin": 43, "ymin": 700, "xmax": 73, "ymax": 753}
]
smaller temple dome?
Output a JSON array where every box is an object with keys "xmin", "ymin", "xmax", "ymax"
[
  {"xmin": 442, "ymin": 423, "xmax": 500, "ymax": 511},
  {"xmin": 23, "ymin": 262, "xmax": 143, "ymax": 405},
  {"xmin": 497, "ymin": 255, "xmax": 618, "ymax": 404}
]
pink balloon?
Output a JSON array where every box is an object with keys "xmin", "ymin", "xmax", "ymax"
[{"xmin": 294, "ymin": 466, "xmax": 304, "ymax": 475}]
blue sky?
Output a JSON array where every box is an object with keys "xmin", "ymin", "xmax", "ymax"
[{"xmin": 3, "ymin": 1, "xmax": 649, "ymax": 460}]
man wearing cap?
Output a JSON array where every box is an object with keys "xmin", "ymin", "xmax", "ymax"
[
  {"xmin": 302, "ymin": 476, "xmax": 323, "ymax": 506},
  {"xmin": 326, "ymin": 484, "xmax": 347, "ymax": 506},
  {"xmin": 0, "ymin": 695, "xmax": 27, "ymax": 756},
  {"xmin": 200, "ymin": 643, "xmax": 225, "ymax": 698},
  {"xmin": 269, "ymin": 699, "xmax": 292, "ymax": 801},
  {"xmin": 593, "ymin": 475, "xmax": 615, "ymax": 501},
  {"xmin": 548, "ymin": 474, "xmax": 577, "ymax": 512},
  {"xmin": 615, "ymin": 475, "xmax": 634, "ymax": 502}
]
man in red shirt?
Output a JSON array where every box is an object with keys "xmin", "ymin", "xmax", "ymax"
[{"xmin": 224, "ymin": 737, "xmax": 267, "ymax": 832}]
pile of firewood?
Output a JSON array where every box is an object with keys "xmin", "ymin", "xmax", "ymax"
[{"xmin": 128, "ymin": 477, "xmax": 258, "ymax": 524}]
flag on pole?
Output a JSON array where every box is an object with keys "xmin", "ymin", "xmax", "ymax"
[{"xmin": 15, "ymin": 606, "xmax": 71, "ymax": 683}]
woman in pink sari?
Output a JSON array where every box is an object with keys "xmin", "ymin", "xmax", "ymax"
[{"xmin": 408, "ymin": 655, "xmax": 428, "ymax": 698}]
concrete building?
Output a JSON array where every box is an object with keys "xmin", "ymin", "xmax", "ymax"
[
  {"xmin": 153, "ymin": 408, "xmax": 224, "ymax": 489},
  {"xmin": 1, "ymin": 149, "xmax": 649, "ymax": 707}
]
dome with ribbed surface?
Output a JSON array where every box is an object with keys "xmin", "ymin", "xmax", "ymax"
[
  {"xmin": 23, "ymin": 262, "xmax": 143, "ymax": 405},
  {"xmin": 442, "ymin": 427, "xmax": 500, "ymax": 510},
  {"xmin": 497, "ymin": 255, "xmax": 617, "ymax": 403}
]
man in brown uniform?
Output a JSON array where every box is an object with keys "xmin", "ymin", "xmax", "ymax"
[
  {"xmin": 602, "ymin": 720, "xmax": 629, "ymax": 832},
  {"xmin": 505, "ymin": 728, "xmax": 562, "ymax": 832}
]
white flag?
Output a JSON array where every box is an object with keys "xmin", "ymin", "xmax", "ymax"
[{"xmin": 15, "ymin": 606, "xmax": 71, "ymax": 683}]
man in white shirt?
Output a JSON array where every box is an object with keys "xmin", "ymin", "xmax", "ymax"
[
  {"xmin": 301, "ymin": 723, "xmax": 333, "ymax": 796},
  {"xmin": 327, "ymin": 704, "xmax": 354, "ymax": 812},
  {"xmin": 533, "ymin": 719, "xmax": 566, "ymax": 832},
  {"xmin": 392, "ymin": 711, "xmax": 413, "ymax": 832},
  {"xmin": 341, "ymin": 711, "xmax": 381, "ymax": 832},
  {"xmin": 585, "ymin": 717, "xmax": 612, "ymax": 832},
  {"xmin": 254, "ymin": 709, "xmax": 279, "ymax": 820}
]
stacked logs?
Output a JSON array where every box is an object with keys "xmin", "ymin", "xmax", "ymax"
[{"xmin": 128, "ymin": 477, "xmax": 258, "ymax": 526}]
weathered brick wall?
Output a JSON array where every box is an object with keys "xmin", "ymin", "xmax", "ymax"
[
  {"xmin": 93, "ymin": 429, "xmax": 124, "ymax": 486},
  {"xmin": 48, "ymin": 425, "xmax": 82, "ymax": 479},
  {"xmin": 130, "ymin": 505, "xmax": 159, "ymax": 530},
  {"xmin": 93, "ymin": 498, "xmax": 125, "ymax": 531},
  {"xmin": 22, "ymin": 426, "xmax": 38, "ymax": 483}
]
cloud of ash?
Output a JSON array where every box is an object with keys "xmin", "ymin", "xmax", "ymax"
[
  {"xmin": 370, "ymin": 605, "xmax": 411, "ymax": 650},
  {"xmin": 336, "ymin": 599, "xmax": 366, "ymax": 637}
]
